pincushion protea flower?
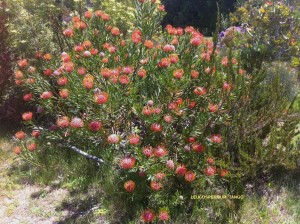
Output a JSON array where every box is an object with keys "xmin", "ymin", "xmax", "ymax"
[
  {"xmin": 18, "ymin": 59, "xmax": 28, "ymax": 68},
  {"xmin": 204, "ymin": 166, "xmax": 216, "ymax": 176},
  {"xmin": 150, "ymin": 181, "xmax": 162, "ymax": 191},
  {"xmin": 208, "ymin": 103, "xmax": 218, "ymax": 113},
  {"xmin": 124, "ymin": 180, "xmax": 136, "ymax": 192},
  {"xmin": 27, "ymin": 142, "xmax": 37, "ymax": 151},
  {"xmin": 22, "ymin": 112, "xmax": 33, "ymax": 121},
  {"xmin": 184, "ymin": 171, "xmax": 196, "ymax": 182},
  {"xmin": 140, "ymin": 209, "xmax": 155, "ymax": 223},
  {"xmin": 41, "ymin": 91, "xmax": 53, "ymax": 99},
  {"xmin": 155, "ymin": 172, "xmax": 166, "ymax": 180},
  {"xmin": 88, "ymin": 121, "xmax": 102, "ymax": 132},
  {"xmin": 173, "ymin": 69, "xmax": 184, "ymax": 79},
  {"xmin": 158, "ymin": 210, "xmax": 170, "ymax": 221},
  {"xmin": 94, "ymin": 92, "xmax": 109, "ymax": 104},
  {"xmin": 119, "ymin": 156, "xmax": 136, "ymax": 169},
  {"xmin": 23, "ymin": 93, "xmax": 32, "ymax": 102},
  {"xmin": 218, "ymin": 168, "xmax": 229, "ymax": 177},
  {"xmin": 153, "ymin": 145, "xmax": 168, "ymax": 157},
  {"xmin": 59, "ymin": 89, "xmax": 70, "ymax": 99},
  {"xmin": 70, "ymin": 117, "xmax": 84, "ymax": 128},
  {"xmin": 210, "ymin": 134, "xmax": 223, "ymax": 144},
  {"xmin": 143, "ymin": 146, "xmax": 153, "ymax": 157},
  {"xmin": 150, "ymin": 123, "xmax": 163, "ymax": 132},
  {"xmin": 175, "ymin": 164, "xmax": 187, "ymax": 176},
  {"xmin": 166, "ymin": 160, "xmax": 175, "ymax": 169},
  {"xmin": 206, "ymin": 157, "xmax": 214, "ymax": 165},
  {"xmin": 15, "ymin": 131, "xmax": 26, "ymax": 139},
  {"xmin": 32, "ymin": 130, "xmax": 41, "ymax": 138},
  {"xmin": 128, "ymin": 134, "xmax": 140, "ymax": 145},
  {"xmin": 13, "ymin": 146, "xmax": 22, "ymax": 155},
  {"xmin": 192, "ymin": 142, "xmax": 205, "ymax": 153},
  {"xmin": 56, "ymin": 116, "xmax": 70, "ymax": 128},
  {"xmin": 194, "ymin": 86, "xmax": 207, "ymax": 96},
  {"xmin": 107, "ymin": 134, "xmax": 120, "ymax": 144}
]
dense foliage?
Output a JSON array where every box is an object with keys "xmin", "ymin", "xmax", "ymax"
[{"xmin": 10, "ymin": 0, "xmax": 300, "ymax": 222}]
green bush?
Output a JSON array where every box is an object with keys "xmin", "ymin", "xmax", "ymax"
[{"xmin": 10, "ymin": 0, "xmax": 300, "ymax": 222}]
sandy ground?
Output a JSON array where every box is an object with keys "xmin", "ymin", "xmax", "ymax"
[{"xmin": 0, "ymin": 154, "xmax": 71, "ymax": 224}]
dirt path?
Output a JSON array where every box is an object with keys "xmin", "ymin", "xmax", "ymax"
[
  {"xmin": 0, "ymin": 147, "xmax": 70, "ymax": 224},
  {"xmin": 0, "ymin": 136, "xmax": 108, "ymax": 224}
]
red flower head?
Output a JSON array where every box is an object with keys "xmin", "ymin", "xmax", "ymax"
[
  {"xmin": 131, "ymin": 29, "xmax": 142, "ymax": 44},
  {"xmin": 88, "ymin": 121, "xmax": 102, "ymax": 132},
  {"xmin": 155, "ymin": 172, "xmax": 166, "ymax": 180},
  {"xmin": 56, "ymin": 116, "xmax": 70, "ymax": 128},
  {"xmin": 138, "ymin": 68, "xmax": 147, "ymax": 78},
  {"xmin": 22, "ymin": 112, "xmax": 33, "ymax": 121},
  {"xmin": 190, "ymin": 70, "xmax": 199, "ymax": 79},
  {"xmin": 119, "ymin": 156, "xmax": 136, "ymax": 169},
  {"xmin": 222, "ymin": 57, "xmax": 228, "ymax": 67},
  {"xmin": 23, "ymin": 93, "xmax": 33, "ymax": 102},
  {"xmin": 15, "ymin": 131, "xmax": 26, "ymax": 139},
  {"xmin": 158, "ymin": 210, "xmax": 170, "ymax": 221},
  {"xmin": 111, "ymin": 27, "xmax": 120, "ymax": 36},
  {"xmin": 70, "ymin": 117, "xmax": 84, "ymax": 128},
  {"xmin": 144, "ymin": 40, "xmax": 154, "ymax": 49},
  {"xmin": 94, "ymin": 92, "xmax": 109, "ymax": 104},
  {"xmin": 163, "ymin": 44, "xmax": 175, "ymax": 52},
  {"xmin": 154, "ymin": 145, "xmax": 168, "ymax": 157},
  {"xmin": 107, "ymin": 134, "xmax": 120, "ymax": 144},
  {"xmin": 158, "ymin": 57, "xmax": 170, "ymax": 68},
  {"xmin": 141, "ymin": 209, "xmax": 155, "ymax": 223},
  {"xmin": 124, "ymin": 180, "xmax": 136, "ymax": 192},
  {"xmin": 142, "ymin": 106, "xmax": 153, "ymax": 116},
  {"xmin": 41, "ymin": 91, "xmax": 53, "ymax": 100},
  {"xmin": 13, "ymin": 146, "xmax": 22, "ymax": 155},
  {"xmin": 175, "ymin": 164, "xmax": 187, "ymax": 176},
  {"xmin": 84, "ymin": 11, "xmax": 93, "ymax": 19},
  {"xmin": 150, "ymin": 123, "xmax": 163, "ymax": 132},
  {"xmin": 150, "ymin": 181, "xmax": 162, "ymax": 191},
  {"xmin": 210, "ymin": 134, "xmax": 222, "ymax": 144},
  {"xmin": 119, "ymin": 75, "xmax": 130, "ymax": 85},
  {"xmin": 218, "ymin": 169, "xmax": 229, "ymax": 177},
  {"xmin": 100, "ymin": 68, "xmax": 111, "ymax": 79},
  {"xmin": 194, "ymin": 87, "xmax": 207, "ymax": 96},
  {"xmin": 43, "ymin": 68, "xmax": 53, "ymax": 76},
  {"xmin": 158, "ymin": 4, "xmax": 165, "ymax": 11},
  {"xmin": 143, "ymin": 146, "xmax": 153, "ymax": 158},
  {"xmin": 32, "ymin": 130, "xmax": 41, "ymax": 138},
  {"xmin": 128, "ymin": 134, "xmax": 140, "ymax": 145},
  {"xmin": 208, "ymin": 103, "xmax": 218, "ymax": 113},
  {"xmin": 192, "ymin": 142, "xmax": 205, "ymax": 153},
  {"xmin": 83, "ymin": 75, "xmax": 94, "ymax": 89},
  {"xmin": 173, "ymin": 69, "xmax": 184, "ymax": 79},
  {"xmin": 185, "ymin": 171, "xmax": 196, "ymax": 182},
  {"xmin": 59, "ymin": 89, "xmax": 70, "ymax": 99},
  {"xmin": 44, "ymin": 53, "xmax": 52, "ymax": 61},
  {"xmin": 166, "ymin": 160, "xmax": 175, "ymax": 169},
  {"xmin": 204, "ymin": 166, "xmax": 216, "ymax": 176},
  {"xmin": 57, "ymin": 77, "xmax": 68, "ymax": 86},
  {"xmin": 27, "ymin": 142, "xmax": 37, "ymax": 151},
  {"xmin": 206, "ymin": 157, "xmax": 214, "ymax": 165},
  {"xmin": 223, "ymin": 82, "xmax": 231, "ymax": 92},
  {"xmin": 18, "ymin": 59, "xmax": 28, "ymax": 68},
  {"xmin": 169, "ymin": 54, "xmax": 179, "ymax": 64},
  {"xmin": 15, "ymin": 70, "xmax": 23, "ymax": 79},
  {"xmin": 164, "ymin": 114, "xmax": 172, "ymax": 123},
  {"xmin": 190, "ymin": 33, "xmax": 203, "ymax": 47}
]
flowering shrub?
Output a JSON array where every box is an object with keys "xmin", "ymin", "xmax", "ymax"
[
  {"xmin": 12, "ymin": 0, "xmax": 299, "ymax": 222},
  {"xmin": 230, "ymin": 0, "xmax": 300, "ymax": 67}
]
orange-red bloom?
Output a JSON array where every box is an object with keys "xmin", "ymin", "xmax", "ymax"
[{"xmin": 124, "ymin": 180, "xmax": 136, "ymax": 192}]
